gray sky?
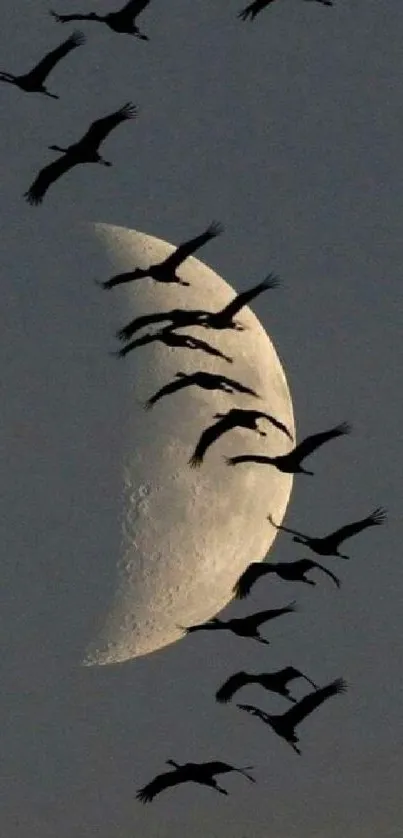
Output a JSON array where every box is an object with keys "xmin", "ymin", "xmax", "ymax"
[{"xmin": 1, "ymin": 1, "xmax": 402, "ymax": 836}]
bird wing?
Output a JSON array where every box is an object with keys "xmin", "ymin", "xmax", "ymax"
[
  {"xmin": 24, "ymin": 154, "xmax": 76, "ymax": 205},
  {"xmin": 147, "ymin": 375, "xmax": 191, "ymax": 407},
  {"xmin": 189, "ymin": 413, "xmax": 236, "ymax": 467},
  {"xmin": 260, "ymin": 412, "xmax": 293, "ymax": 441},
  {"xmin": 203, "ymin": 761, "xmax": 255, "ymax": 782},
  {"xmin": 29, "ymin": 31, "xmax": 85, "ymax": 83},
  {"xmin": 242, "ymin": 603, "xmax": 297, "ymax": 628},
  {"xmin": 163, "ymin": 222, "xmax": 223, "ymax": 271},
  {"xmin": 300, "ymin": 559, "xmax": 341, "ymax": 588},
  {"xmin": 216, "ymin": 275, "xmax": 279, "ymax": 321},
  {"xmin": 292, "ymin": 422, "xmax": 351, "ymax": 463},
  {"xmin": 117, "ymin": 311, "xmax": 170, "ymax": 341},
  {"xmin": 80, "ymin": 102, "xmax": 137, "ymax": 151},
  {"xmin": 233, "ymin": 563, "xmax": 270, "ymax": 599},
  {"xmin": 216, "ymin": 672, "xmax": 252, "ymax": 703},
  {"xmin": 325, "ymin": 507, "xmax": 387, "ymax": 547},
  {"xmin": 136, "ymin": 768, "xmax": 185, "ymax": 803},
  {"xmin": 281, "ymin": 678, "xmax": 347, "ymax": 729},
  {"xmin": 123, "ymin": 0, "xmax": 152, "ymax": 17},
  {"xmin": 239, "ymin": 1, "xmax": 275, "ymax": 21}
]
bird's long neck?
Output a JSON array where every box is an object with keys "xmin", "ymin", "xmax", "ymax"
[{"xmin": 0, "ymin": 72, "xmax": 16, "ymax": 83}]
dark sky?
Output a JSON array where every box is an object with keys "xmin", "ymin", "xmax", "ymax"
[{"xmin": 2, "ymin": 1, "xmax": 402, "ymax": 836}]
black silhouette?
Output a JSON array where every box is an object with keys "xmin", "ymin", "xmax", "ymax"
[
  {"xmin": 239, "ymin": 0, "xmax": 332, "ymax": 23},
  {"xmin": 24, "ymin": 102, "xmax": 136, "ymax": 205},
  {"xmin": 226, "ymin": 422, "xmax": 351, "ymax": 474},
  {"xmin": 116, "ymin": 275, "xmax": 278, "ymax": 342},
  {"xmin": 216, "ymin": 666, "xmax": 317, "ymax": 704},
  {"xmin": 189, "ymin": 409, "xmax": 293, "ymax": 468},
  {"xmin": 116, "ymin": 308, "xmax": 207, "ymax": 341},
  {"xmin": 181, "ymin": 602, "xmax": 297, "ymax": 645},
  {"xmin": 268, "ymin": 507, "xmax": 386, "ymax": 559},
  {"xmin": 137, "ymin": 759, "xmax": 255, "ymax": 802},
  {"xmin": 199, "ymin": 275, "xmax": 279, "ymax": 331},
  {"xmin": 0, "ymin": 31, "xmax": 85, "ymax": 99},
  {"xmin": 234, "ymin": 558, "xmax": 340, "ymax": 598},
  {"xmin": 145, "ymin": 371, "xmax": 259, "ymax": 410},
  {"xmin": 238, "ymin": 678, "xmax": 347, "ymax": 754},
  {"xmin": 50, "ymin": 0, "xmax": 151, "ymax": 39},
  {"xmin": 99, "ymin": 222, "xmax": 223, "ymax": 289},
  {"xmin": 114, "ymin": 326, "xmax": 232, "ymax": 363}
]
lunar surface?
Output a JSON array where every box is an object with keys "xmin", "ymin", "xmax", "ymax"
[{"xmin": 84, "ymin": 223, "xmax": 295, "ymax": 665}]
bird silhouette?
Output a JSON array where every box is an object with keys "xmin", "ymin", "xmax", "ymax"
[
  {"xmin": 238, "ymin": 0, "xmax": 332, "ymax": 23},
  {"xmin": 181, "ymin": 603, "xmax": 297, "ymax": 645},
  {"xmin": 189, "ymin": 408, "xmax": 293, "ymax": 467},
  {"xmin": 99, "ymin": 222, "xmax": 223, "ymax": 289},
  {"xmin": 115, "ymin": 308, "xmax": 207, "ymax": 342},
  {"xmin": 24, "ymin": 102, "xmax": 136, "ymax": 205},
  {"xmin": 0, "ymin": 31, "xmax": 85, "ymax": 99},
  {"xmin": 268, "ymin": 507, "xmax": 386, "ymax": 559},
  {"xmin": 234, "ymin": 558, "xmax": 341, "ymax": 598},
  {"xmin": 237, "ymin": 678, "xmax": 347, "ymax": 754},
  {"xmin": 113, "ymin": 326, "xmax": 233, "ymax": 363},
  {"xmin": 216, "ymin": 666, "xmax": 318, "ymax": 704},
  {"xmin": 115, "ymin": 274, "xmax": 277, "ymax": 341},
  {"xmin": 226, "ymin": 422, "xmax": 351, "ymax": 474},
  {"xmin": 136, "ymin": 759, "xmax": 255, "ymax": 802},
  {"xmin": 50, "ymin": 0, "xmax": 151, "ymax": 39},
  {"xmin": 145, "ymin": 371, "xmax": 259, "ymax": 409},
  {"xmin": 198, "ymin": 275, "xmax": 279, "ymax": 331}
]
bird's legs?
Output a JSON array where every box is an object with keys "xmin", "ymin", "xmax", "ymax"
[
  {"xmin": 301, "ymin": 576, "xmax": 316, "ymax": 586},
  {"xmin": 255, "ymin": 636, "xmax": 270, "ymax": 646},
  {"xmin": 98, "ymin": 157, "xmax": 112, "ymax": 167},
  {"xmin": 42, "ymin": 89, "xmax": 59, "ymax": 99}
]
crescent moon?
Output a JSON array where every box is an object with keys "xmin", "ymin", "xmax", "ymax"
[{"xmin": 84, "ymin": 223, "xmax": 295, "ymax": 665}]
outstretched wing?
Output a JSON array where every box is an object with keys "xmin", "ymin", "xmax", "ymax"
[
  {"xmin": 233, "ymin": 563, "xmax": 271, "ymax": 599},
  {"xmin": 24, "ymin": 154, "xmax": 76, "ymax": 205},
  {"xmin": 238, "ymin": 0, "xmax": 275, "ymax": 21},
  {"xmin": 117, "ymin": 311, "xmax": 170, "ymax": 340},
  {"xmin": 80, "ymin": 102, "xmax": 137, "ymax": 151},
  {"xmin": 243, "ymin": 602, "xmax": 297, "ymax": 628},
  {"xmin": 281, "ymin": 678, "xmax": 347, "ymax": 729},
  {"xmin": 216, "ymin": 672, "xmax": 252, "ymax": 703},
  {"xmin": 217, "ymin": 275, "xmax": 279, "ymax": 321},
  {"xmin": 292, "ymin": 422, "xmax": 351, "ymax": 464},
  {"xmin": 29, "ymin": 31, "xmax": 85, "ymax": 83},
  {"xmin": 325, "ymin": 507, "xmax": 387, "ymax": 547},
  {"xmin": 163, "ymin": 222, "xmax": 223, "ymax": 271},
  {"xmin": 203, "ymin": 761, "xmax": 255, "ymax": 782},
  {"xmin": 259, "ymin": 412, "xmax": 293, "ymax": 441},
  {"xmin": 136, "ymin": 768, "xmax": 185, "ymax": 803},
  {"xmin": 300, "ymin": 559, "xmax": 340, "ymax": 588},
  {"xmin": 146, "ymin": 374, "xmax": 192, "ymax": 408},
  {"xmin": 237, "ymin": 702, "xmax": 271, "ymax": 723},
  {"xmin": 189, "ymin": 413, "xmax": 236, "ymax": 467},
  {"xmin": 123, "ymin": 0, "xmax": 152, "ymax": 17}
]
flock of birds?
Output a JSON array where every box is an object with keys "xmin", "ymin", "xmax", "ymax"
[{"xmin": 3, "ymin": 0, "xmax": 386, "ymax": 811}]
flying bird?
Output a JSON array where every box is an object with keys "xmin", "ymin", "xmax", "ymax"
[
  {"xmin": 216, "ymin": 666, "xmax": 317, "ymax": 704},
  {"xmin": 50, "ymin": 0, "xmax": 152, "ymax": 40},
  {"xmin": 136, "ymin": 759, "xmax": 255, "ymax": 803},
  {"xmin": 24, "ymin": 102, "xmax": 136, "ymax": 205},
  {"xmin": 237, "ymin": 677, "xmax": 347, "ymax": 754},
  {"xmin": 98, "ymin": 222, "xmax": 223, "ymax": 289},
  {"xmin": 114, "ymin": 326, "xmax": 232, "ymax": 363},
  {"xmin": 115, "ymin": 275, "xmax": 277, "ymax": 340},
  {"xmin": 268, "ymin": 507, "xmax": 386, "ymax": 559},
  {"xmin": 189, "ymin": 408, "xmax": 293, "ymax": 467},
  {"xmin": 198, "ymin": 275, "xmax": 279, "ymax": 331},
  {"xmin": 181, "ymin": 603, "xmax": 297, "ymax": 645},
  {"xmin": 226, "ymin": 422, "xmax": 351, "ymax": 474},
  {"xmin": 145, "ymin": 371, "xmax": 259, "ymax": 409},
  {"xmin": 234, "ymin": 558, "xmax": 341, "ymax": 598},
  {"xmin": 238, "ymin": 0, "xmax": 332, "ymax": 23},
  {"xmin": 0, "ymin": 31, "xmax": 85, "ymax": 99}
]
